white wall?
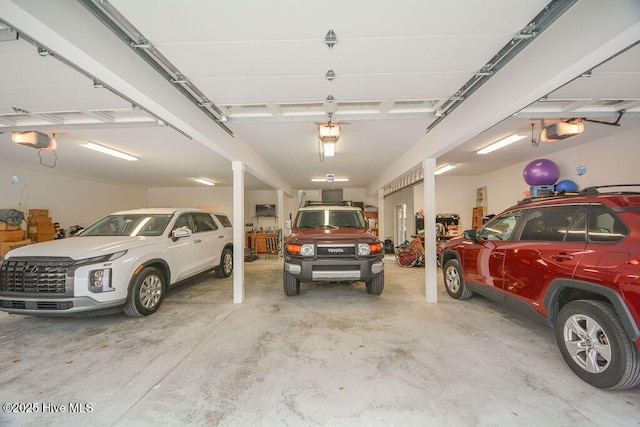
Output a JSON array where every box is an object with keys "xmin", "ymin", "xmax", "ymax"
[
  {"xmin": 433, "ymin": 176, "xmax": 478, "ymax": 228},
  {"xmin": 383, "ymin": 186, "xmax": 414, "ymax": 244},
  {"xmin": 0, "ymin": 163, "xmax": 147, "ymax": 229},
  {"xmin": 148, "ymin": 186, "xmax": 234, "ymax": 215},
  {"xmin": 245, "ymin": 189, "xmax": 279, "ymax": 230}
]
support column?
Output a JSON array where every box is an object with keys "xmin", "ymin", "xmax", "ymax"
[
  {"xmin": 423, "ymin": 158, "xmax": 438, "ymax": 303},
  {"xmin": 232, "ymin": 161, "xmax": 245, "ymax": 304},
  {"xmin": 377, "ymin": 189, "xmax": 385, "ymax": 241},
  {"xmin": 277, "ymin": 189, "xmax": 285, "ymax": 235}
]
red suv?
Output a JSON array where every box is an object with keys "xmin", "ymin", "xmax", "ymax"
[{"xmin": 440, "ymin": 185, "xmax": 640, "ymax": 389}]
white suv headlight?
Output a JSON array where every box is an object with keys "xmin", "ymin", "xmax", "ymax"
[{"xmin": 88, "ymin": 268, "xmax": 115, "ymax": 293}]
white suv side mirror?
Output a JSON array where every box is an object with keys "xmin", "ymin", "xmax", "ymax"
[{"xmin": 172, "ymin": 227, "xmax": 192, "ymax": 241}]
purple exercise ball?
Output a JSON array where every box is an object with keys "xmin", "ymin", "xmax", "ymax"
[{"xmin": 523, "ymin": 159, "xmax": 560, "ymax": 186}]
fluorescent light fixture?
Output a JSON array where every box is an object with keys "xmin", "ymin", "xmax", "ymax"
[
  {"xmin": 477, "ymin": 133, "xmax": 526, "ymax": 155},
  {"xmin": 80, "ymin": 142, "xmax": 137, "ymax": 161},
  {"xmin": 311, "ymin": 177, "xmax": 349, "ymax": 182},
  {"xmin": 434, "ymin": 164, "xmax": 457, "ymax": 175},
  {"xmin": 194, "ymin": 177, "xmax": 216, "ymax": 186}
]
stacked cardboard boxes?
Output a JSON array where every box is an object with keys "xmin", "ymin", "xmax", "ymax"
[
  {"xmin": 0, "ymin": 221, "xmax": 30, "ymax": 256},
  {"xmin": 28, "ymin": 209, "xmax": 55, "ymax": 243}
]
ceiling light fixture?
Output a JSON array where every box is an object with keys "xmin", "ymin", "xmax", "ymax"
[
  {"xmin": 311, "ymin": 177, "xmax": 349, "ymax": 182},
  {"xmin": 193, "ymin": 177, "xmax": 216, "ymax": 186},
  {"xmin": 318, "ymin": 114, "xmax": 340, "ymax": 158},
  {"xmin": 477, "ymin": 133, "xmax": 526, "ymax": 155},
  {"xmin": 540, "ymin": 121, "xmax": 584, "ymax": 142},
  {"xmin": 434, "ymin": 164, "xmax": 457, "ymax": 175},
  {"xmin": 80, "ymin": 141, "xmax": 138, "ymax": 161}
]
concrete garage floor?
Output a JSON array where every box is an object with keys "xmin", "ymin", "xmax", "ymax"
[{"xmin": 1, "ymin": 255, "xmax": 639, "ymax": 426}]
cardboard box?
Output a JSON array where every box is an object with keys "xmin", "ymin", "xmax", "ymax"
[
  {"xmin": 28, "ymin": 222, "xmax": 55, "ymax": 234},
  {"xmin": 0, "ymin": 239, "xmax": 31, "ymax": 256},
  {"xmin": 28, "ymin": 217, "xmax": 52, "ymax": 225},
  {"xmin": 28, "ymin": 231, "xmax": 55, "ymax": 243},
  {"xmin": 28, "ymin": 209, "xmax": 49, "ymax": 221},
  {"xmin": 0, "ymin": 230, "xmax": 27, "ymax": 243},
  {"xmin": 0, "ymin": 222, "xmax": 20, "ymax": 231}
]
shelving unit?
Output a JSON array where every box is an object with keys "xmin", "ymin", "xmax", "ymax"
[
  {"xmin": 472, "ymin": 207, "xmax": 484, "ymax": 229},
  {"xmin": 246, "ymin": 232, "xmax": 279, "ymax": 254},
  {"xmin": 363, "ymin": 210, "xmax": 379, "ymax": 237}
]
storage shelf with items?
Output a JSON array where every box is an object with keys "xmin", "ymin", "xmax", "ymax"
[
  {"xmin": 436, "ymin": 213, "xmax": 460, "ymax": 239},
  {"xmin": 363, "ymin": 207, "xmax": 379, "ymax": 237},
  {"xmin": 472, "ymin": 207, "xmax": 484, "ymax": 229},
  {"xmin": 246, "ymin": 231, "xmax": 279, "ymax": 254}
]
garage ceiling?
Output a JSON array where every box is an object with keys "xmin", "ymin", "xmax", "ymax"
[{"xmin": 0, "ymin": 0, "xmax": 639, "ymax": 193}]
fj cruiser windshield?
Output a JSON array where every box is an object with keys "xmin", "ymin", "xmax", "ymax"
[{"xmin": 296, "ymin": 209, "xmax": 366, "ymax": 229}]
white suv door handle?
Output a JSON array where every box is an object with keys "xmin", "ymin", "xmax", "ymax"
[{"xmin": 194, "ymin": 239, "xmax": 202, "ymax": 243}]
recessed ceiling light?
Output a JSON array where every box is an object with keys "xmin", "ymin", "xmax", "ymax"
[
  {"xmin": 80, "ymin": 141, "xmax": 137, "ymax": 161},
  {"xmin": 194, "ymin": 178, "xmax": 215, "ymax": 186},
  {"xmin": 477, "ymin": 134, "xmax": 526, "ymax": 155}
]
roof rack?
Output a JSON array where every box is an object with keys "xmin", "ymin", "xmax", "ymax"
[
  {"xmin": 517, "ymin": 193, "xmax": 579, "ymax": 205},
  {"xmin": 578, "ymin": 184, "xmax": 640, "ymax": 196},
  {"xmin": 517, "ymin": 184, "xmax": 640, "ymax": 205},
  {"xmin": 303, "ymin": 200, "xmax": 354, "ymax": 207}
]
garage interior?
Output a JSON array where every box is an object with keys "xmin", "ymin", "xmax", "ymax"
[{"xmin": 1, "ymin": 0, "xmax": 640, "ymax": 424}]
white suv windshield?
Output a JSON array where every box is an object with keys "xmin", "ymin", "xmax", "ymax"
[
  {"xmin": 296, "ymin": 209, "xmax": 365, "ymax": 228},
  {"xmin": 80, "ymin": 214, "xmax": 173, "ymax": 237}
]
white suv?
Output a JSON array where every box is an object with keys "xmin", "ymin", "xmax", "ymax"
[{"xmin": 0, "ymin": 208, "xmax": 233, "ymax": 317}]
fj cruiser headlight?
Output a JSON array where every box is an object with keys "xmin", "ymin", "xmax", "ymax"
[
  {"xmin": 358, "ymin": 243, "xmax": 371, "ymax": 256},
  {"xmin": 300, "ymin": 244, "xmax": 315, "ymax": 256}
]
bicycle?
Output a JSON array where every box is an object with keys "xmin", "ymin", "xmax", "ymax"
[{"xmin": 395, "ymin": 234, "xmax": 425, "ymax": 268}]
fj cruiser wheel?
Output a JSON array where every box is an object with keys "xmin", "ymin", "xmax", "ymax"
[
  {"xmin": 366, "ymin": 271, "xmax": 384, "ymax": 295},
  {"xmin": 555, "ymin": 300, "xmax": 640, "ymax": 389},
  {"xmin": 216, "ymin": 247, "xmax": 233, "ymax": 278},
  {"xmin": 283, "ymin": 270, "xmax": 300, "ymax": 296},
  {"xmin": 124, "ymin": 267, "xmax": 165, "ymax": 317},
  {"xmin": 443, "ymin": 259, "xmax": 473, "ymax": 300}
]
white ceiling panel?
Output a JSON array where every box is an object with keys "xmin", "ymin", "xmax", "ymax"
[{"xmin": 110, "ymin": 0, "xmax": 549, "ymax": 41}]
